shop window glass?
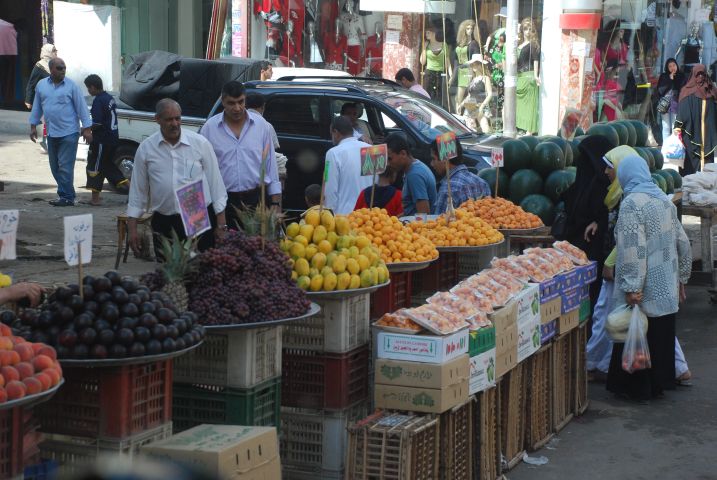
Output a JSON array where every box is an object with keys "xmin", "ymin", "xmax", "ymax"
[{"xmin": 264, "ymin": 96, "xmax": 322, "ymax": 137}]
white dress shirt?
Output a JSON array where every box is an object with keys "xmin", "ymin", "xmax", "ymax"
[
  {"xmin": 324, "ymin": 137, "xmax": 373, "ymax": 215},
  {"xmin": 127, "ymin": 130, "xmax": 228, "ymax": 218}
]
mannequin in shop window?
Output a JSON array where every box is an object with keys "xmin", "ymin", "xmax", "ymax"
[
  {"xmin": 676, "ymin": 22, "xmax": 703, "ymax": 70},
  {"xmin": 599, "ymin": 62, "xmax": 624, "ymax": 122},
  {"xmin": 515, "ymin": 18, "xmax": 540, "ymax": 135},
  {"xmin": 665, "ymin": 0, "xmax": 687, "ymax": 66},
  {"xmin": 324, "ymin": 18, "xmax": 348, "ymax": 71},
  {"xmin": 279, "ymin": 0, "xmax": 305, "ymax": 67},
  {"xmin": 487, "ymin": 32, "xmax": 506, "ymax": 125},
  {"xmin": 256, "ymin": 0, "xmax": 284, "ymax": 60},
  {"xmin": 420, "ymin": 26, "xmax": 451, "ymax": 104},
  {"xmin": 363, "ymin": 22, "xmax": 383, "ymax": 78},
  {"xmin": 340, "ymin": 0, "xmax": 365, "ymax": 76},
  {"xmin": 453, "ymin": 20, "xmax": 482, "ymax": 114},
  {"xmin": 306, "ymin": 21, "xmax": 324, "ymax": 67},
  {"xmin": 319, "ymin": 0, "xmax": 339, "ymax": 40},
  {"xmin": 457, "ymin": 54, "xmax": 493, "ymax": 134},
  {"xmin": 595, "ymin": 20, "xmax": 628, "ymax": 92}
]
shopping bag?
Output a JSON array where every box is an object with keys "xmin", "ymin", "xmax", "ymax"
[
  {"xmin": 621, "ymin": 306, "xmax": 651, "ymax": 373},
  {"xmin": 661, "ymin": 131, "xmax": 685, "ymax": 168}
]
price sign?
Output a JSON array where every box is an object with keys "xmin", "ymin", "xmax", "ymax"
[
  {"xmin": 360, "ymin": 144, "xmax": 388, "ymax": 176},
  {"xmin": 64, "ymin": 214, "xmax": 93, "ymax": 266},
  {"xmin": 491, "ymin": 147, "xmax": 504, "ymax": 168},
  {"xmin": 0, "ymin": 210, "xmax": 18, "ymax": 260},
  {"xmin": 175, "ymin": 180, "xmax": 211, "ymax": 238},
  {"xmin": 436, "ymin": 132, "xmax": 458, "ymax": 162}
]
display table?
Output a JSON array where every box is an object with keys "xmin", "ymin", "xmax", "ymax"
[{"xmin": 682, "ymin": 204, "xmax": 717, "ymax": 274}]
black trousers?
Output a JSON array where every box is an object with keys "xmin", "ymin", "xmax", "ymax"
[
  {"xmin": 86, "ymin": 143, "xmax": 126, "ymax": 192},
  {"xmin": 226, "ymin": 188, "xmax": 271, "ymax": 230},
  {"xmin": 150, "ymin": 204, "xmax": 217, "ymax": 261}
]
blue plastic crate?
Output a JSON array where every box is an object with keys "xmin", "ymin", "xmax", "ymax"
[{"xmin": 23, "ymin": 460, "xmax": 58, "ymax": 480}]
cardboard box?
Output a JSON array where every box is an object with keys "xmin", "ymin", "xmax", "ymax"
[
  {"xmin": 488, "ymin": 300, "xmax": 517, "ymax": 332},
  {"xmin": 541, "ymin": 318, "xmax": 557, "ymax": 344},
  {"xmin": 538, "ymin": 277, "xmax": 560, "ymax": 303},
  {"xmin": 558, "ymin": 268, "xmax": 580, "ymax": 291},
  {"xmin": 374, "ymin": 379, "xmax": 469, "ymax": 413},
  {"xmin": 377, "ymin": 329, "xmax": 469, "ymax": 364},
  {"xmin": 495, "ymin": 323, "xmax": 517, "ymax": 356},
  {"xmin": 469, "ymin": 348, "xmax": 496, "ymax": 394},
  {"xmin": 374, "ymin": 355, "xmax": 469, "ymax": 389},
  {"xmin": 579, "ymin": 298, "xmax": 591, "ymax": 324},
  {"xmin": 517, "ymin": 315, "xmax": 541, "ymax": 362},
  {"xmin": 141, "ymin": 425, "xmax": 279, "ymax": 480},
  {"xmin": 469, "ymin": 326, "xmax": 495, "ymax": 356},
  {"xmin": 540, "ymin": 296, "xmax": 561, "ymax": 323},
  {"xmin": 560, "ymin": 287, "xmax": 581, "ymax": 314},
  {"xmin": 516, "ymin": 284, "xmax": 540, "ymax": 326},
  {"xmin": 576, "ymin": 261, "xmax": 598, "ymax": 285},
  {"xmin": 558, "ymin": 309, "xmax": 579, "ymax": 334},
  {"xmin": 495, "ymin": 349, "xmax": 517, "ymax": 379},
  {"xmin": 579, "ymin": 284, "xmax": 590, "ymax": 300}
]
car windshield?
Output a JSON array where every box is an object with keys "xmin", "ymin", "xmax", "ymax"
[{"xmin": 372, "ymin": 91, "xmax": 474, "ymax": 140}]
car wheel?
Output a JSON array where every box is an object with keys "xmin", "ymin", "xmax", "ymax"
[{"xmin": 112, "ymin": 143, "xmax": 138, "ymax": 180}]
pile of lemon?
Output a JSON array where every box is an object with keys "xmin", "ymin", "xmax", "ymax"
[{"xmin": 282, "ymin": 209, "xmax": 389, "ymax": 292}]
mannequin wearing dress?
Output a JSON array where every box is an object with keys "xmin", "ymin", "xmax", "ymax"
[
  {"xmin": 307, "ymin": 20, "xmax": 324, "ymax": 67},
  {"xmin": 364, "ymin": 22, "xmax": 383, "ymax": 77},
  {"xmin": 340, "ymin": 0, "xmax": 365, "ymax": 75},
  {"xmin": 256, "ymin": 0, "xmax": 284, "ymax": 60},
  {"xmin": 457, "ymin": 55, "xmax": 493, "ymax": 133},
  {"xmin": 319, "ymin": 0, "xmax": 339, "ymax": 40},
  {"xmin": 420, "ymin": 28, "xmax": 452, "ymax": 104},
  {"xmin": 453, "ymin": 20, "xmax": 482, "ymax": 114},
  {"xmin": 515, "ymin": 18, "xmax": 540, "ymax": 134},
  {"xmin": 324, "ymin": 18, "xmax": 348, "ymax": 71},
  {"xmin": 676, "ymin": 22, "xmax": 703, "ymax": 68},
  {"xmin": 488, "ymin": 32, "xmax": 506, "ymax": 124}
]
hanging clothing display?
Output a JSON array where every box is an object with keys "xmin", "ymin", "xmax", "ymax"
[
  {"xmin": 364, "ymin": 34, "xmax": 383, "ymax": 77},
  {"xmin": 516, "ymin": 43, "xmax": 540, "ymax": 134}
]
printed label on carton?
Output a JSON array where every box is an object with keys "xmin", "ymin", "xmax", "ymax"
[
  {"xmin": 561, "ymin": 287, "xmax": 581, "ymax": 314},
  {"xmin": 539, "ymin": 277, "xmax": 560, "ymax": 303},
  {"xmin": 517, "ymin": 316, "xmax": 540, "ymax": 362},
  {"xmin": 516, "ymin": 284, "xmax": 541, "ymax": 326},
  {"xmin": 374, "ymin": 355, "xmax": 469, "ymax": 389},
  {"xmin": 377, "ymin": 329, "xmax": 469, "ymax": 363},
  {"xmin": 541, "ymin": 319, "xmax": 557, "ymax": 344},
  {"xmin": 558, "ymin": 268, "xmax": 580, "ymax": 290},
  {"xmin": 469, "ymin": 349, "xmax": 496, "ymax": 394},
  {"xmin": 374, "ymin": 379, "xmax": 469, "ymax": 414}
]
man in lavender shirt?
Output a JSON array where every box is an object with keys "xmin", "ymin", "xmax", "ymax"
[
  {"xmin": 395, "ymin": 68, "xmax": 430, "ymax": 99},
  {"xmin": 200, "ymin": 81, "xmax": 281, "ymax": 229}
]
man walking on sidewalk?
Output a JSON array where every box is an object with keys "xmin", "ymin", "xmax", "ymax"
[{"xmin": 29, "ymin": 57, "xmax": 93, "ymax": 206}]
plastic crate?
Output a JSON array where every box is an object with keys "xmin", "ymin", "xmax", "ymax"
[
  {"xmin": 499, "ymin": 362, "xmax": 526, "ymax": 472},
  {"xmin": 172, "ymin": 376, "xmax": 281, "ymax": 433},
  {"xmin": 574, "ymin": 324, "xmax": 589, "ymax": 416},
  {"xmin": 412, "ymin": 253, "xmax": 459, "ymax": 295},
  {"xmin": 370, "ymin": 271, "xmax": 412, "ymax": 319},
  {"xmin": 0, "ymin": 407, "xmax": 23, "ymax": 479},
  {"xmin": 283, "ymin": 294, "xmax": 369, "ymax": 353},
  {"xmin": 280, "ymin": 402, "xmax": 368, "ymax": 475},
  {"xmin": 525, "ymin": 344, "xmax": 553, "ymax": 452},
  {"xmin": 551, "ymin": 331, "xmax": 575, "ymax": 432},
  {"xmin": 37, "ymin": 360, "xmax": 171, "ymax": 439},
  {"xmin": 472, "ymin": 387, "xmax": 499, "ymax": 480},
  {"xmin": 346, "ymin": 411, "xmax": 440, "ymax": 480},
  {"xmin": 39, "ymin": 422, "xmax": 172, "ymax": 475},
  {"xmin": 23, "ymin": 460, "xmax": 58, "ymax": 480},
  {"xmin": 174, "ymin": 326, "xmax": 281, "ymax": 388},
  {"xmin": 458, "ymin": 250, "xmax": 494, "ymax": 280},
  {"xmin": 440, "ymin": 397, "xmax": 473, "ymax": 480},
  {"xmin": 281, "ymin": 346, "xmax": 369, "ymax": 410}
]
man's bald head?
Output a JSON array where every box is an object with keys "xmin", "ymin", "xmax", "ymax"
[
  {"xmin": 48, "ymin": 57, "xmax": 66, "ymax": 83},
  {"xmin": 155, "ymin": 98, "xmax": 182, "ymax": 145},
  {"xmin": 156, "ymin": 98, "xmax": 181, "ymax": 117}
]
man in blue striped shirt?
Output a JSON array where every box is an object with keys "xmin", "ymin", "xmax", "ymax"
[
  {"xmin": 430, "ymin": 139, "xmax": 491, "ymax": 215},
  {"xmin": 29, "ymin": 57, "xmax": 93, "ymax": 206}
]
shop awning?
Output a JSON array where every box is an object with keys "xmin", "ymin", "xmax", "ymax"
[{"xmin": 359, "ymin": 0, "xmax": 455, "ymax": 14}]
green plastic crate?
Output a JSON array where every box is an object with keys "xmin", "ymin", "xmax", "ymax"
[
  {"xmin": 172, "ymin": 376, "xmax": 281, "ymax": 433},
  {"xmin": 469, "ymin": 326, "xmax": 496, "ymax": 356},
  {"xmin": 579, "ymin": 298, "xmax": 591, "ymax": 324}
]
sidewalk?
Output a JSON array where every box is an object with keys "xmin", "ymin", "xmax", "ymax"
[{"xmin": 0, "ymin": 108, "xmax": 30, "ymax": 135}]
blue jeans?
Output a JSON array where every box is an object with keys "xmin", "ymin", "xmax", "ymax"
[
  {"xmin": 47, "ymin": 133, "xmax": 79, "ymax": 202},
  {"xmin": 661, "ymin": 112, "xmax": 676, "ymax": 145}
]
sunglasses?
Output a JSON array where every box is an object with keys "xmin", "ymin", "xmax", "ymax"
[{"xmin": 55, "ymin": 66, "xmax": 66, "ymax": 71}]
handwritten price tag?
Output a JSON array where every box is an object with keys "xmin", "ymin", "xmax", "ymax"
[
  {"xmin": 491, "ymin": 147, "xmax": 504, "ymax": 168},
  {"xmin": 64, "ymin": 214, "xmax": 92, "ymax": 266},
  {"xmin": 436, "ymin": 132, "xmax": 458, "ymax": 162},
  {"xmin": 360, "ymin": 144, "xmax": 388, "ymax": 176},
  {"xmin": 0, "ymin": 210, "xmax": 18, "ymax": 260},
  {"xmin": 175, "ymin": 180, "xmax": 211, "ymax": 238}
]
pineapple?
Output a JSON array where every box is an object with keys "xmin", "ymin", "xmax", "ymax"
[
  {"xmin": 157, "ymin": 231, "xmax": 196, "ymax": 312},
  {"xmin": 235, "ymin": 204, "xmax": 284, "ymax": 241}
]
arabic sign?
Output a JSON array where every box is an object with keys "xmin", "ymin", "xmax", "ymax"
[
  {"xmin": 175, "ymin": 180, "xmax": 211, "ymax": 238},
  {"xmin": 491, "ymin": 147, "xmax": 504, "ymax": 168},
  {"xmin": 0, "ymin": 210, "xmax": 18, "ymax": 260},
  {"xmin": 436, "ymin": 132, "xmax": 458, "ymax": 162},
  {"xmin": 360, "ymin": 144, "xmax": 388, "ymax": 176},
  {"xmin": 64, "ymin": 214, "xmax": 92, "ymax": 266}
]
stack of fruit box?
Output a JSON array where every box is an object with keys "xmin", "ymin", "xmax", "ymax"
[
  {"xmin": 280, "ymin": 293, "xmax": 371, "ymax": 480},
  {"xmin": 36, "ymin": 361, "xmax": 174, "ymax": 474},
  {"xmin": 171, "ymin": 326, "xmax": 282, "ymax": 433},
  {"xmin": 489, "ymin": 300, "xmax": 518, "ymax": 379}
]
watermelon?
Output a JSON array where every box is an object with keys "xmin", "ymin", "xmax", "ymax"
[
  {"xmin": 518, "ymin": 136, "xmax": 540, "ymax": 152},
  {"xmin": 609, "ymin": 121, "xmax": 628, "ymax": 146},
  {"xmin": 655, "ymin": 170, "xmax": 675, "ymax": 193},
  {"xmin": 575, "ymin": 126, "xmax": 585, "ymax": 137},
  {"xmin": 564, "ymin": 141, "xmax": 574, "ymax": 167},
  {"xmin": 509, "ymin": 169, "xmax": 544, "ymax": 205},
  {"xmin": 629, "ymin": 120, "xmax": 649, "ymax": 146},
  {"xmin": 663, "ymin": 168, "xmax": 682, "ymax": 189},
  {"xmin": 650, "ymin": 148, "xmax": 664, "ymax": 170},
  {"xmin": 651, "ymin": 173, "xmax": 667, "ymax": 193},
  {"xmin": 543, "ymin": 136, "xmax": 573, "ymax": 167},
  {"xmin": 502, "ymin": 139, "xmax": 532, "ymax": 175},
  {"xmin": 478, "ymin": 167, "xmax": 510, "ymax": 198},
  {"xmin": 635, "ymin": 147, "xmax": 655, "ymax": 172},
  {"xmin": 520, "ymin": 194, "xmax": 556, "ymax": 225},
  {"xmin": 644, "ymin": 148, "xmax": 656, "ymax": 172},
  {"xmin": 587, "ymin": 123, "xmax": 619, "ymax": 148},
  {"xmin": 544, "ymin": 169, "xmax": 576, "ymax": 203},
  {"xmin": 531, "ymin": 142, "xmax": 565, "ymax": 177}
]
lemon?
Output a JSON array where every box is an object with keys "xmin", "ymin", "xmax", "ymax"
[
  {"xmin": 355, "ymin": 236, "xmax": 370, "ymax": 249},
  {"xmin": 335, "ymin": 216, "xmax": 351, "ymax": 235},
  {"xmin": 309, "ymin": 268, "xmax": 319, "ymax": 278},
  {"xmin": 348, "ymin": 246, "xmax": 360, "ymax": 258},
  {"xmin": 321, "ymin": 210, "xmax": 336, "ymax": 231},
  {"xmin": 299, "ymin": 224, "xmax": 314, "ymax": 241},
  {"xmin": 326, "ymin": 252, "xmax": 338, "ymax": 267},
  {"xmin": 305, "ymin": 209, "xmax": 320, "ymax": 227},
  {"xmin": 377, "ymin": 265, "xmax": 389, "ymax": 284},
  {"xmin": 357, "ymin": 254, "xmax": 370, "ymax": 271},
  {"xmin": 291, "ymin": 271, "xmax": 298, "ymax": 281},
  {"xmin": 294, "ymin": 235, "xmax": 309, "ymax": 247},
  {"xmin": 321, "ymin": 266, "xmax": 334, "ymax": 277},
  {"xmin": 323, "ymin": 272, "xmax": 338, "ymax": 291},
  {"xmin": 360, "ymin": 270, "xmax": 373, "ymax": 288},
  {"xmin": 286, "ymin": 222, "xmax": 300, "ymax": 238},
  {"xmin": 337, "ymin": 272, "xmax": 351, "ymax": 290},
  {"xmin": 304, "ymin": 244, "xmax": 318, "ymax": 260},
  {"xmin": 311, "ymin": 252, "xmax": 327, "ymax": 270},
  {"xmin": 289, "ymin": 242, "xmax": 306, "ymax": 259},
  {"xmin": 294, "ymin": 258, "xmax": 310, "ymax": 277},
  {"xmin": 309, "ymin": 275, "xmax": 324, "ymax": 291},
  {"xmin": 350, "ymin": 274, "xmax": 361, "ymax": 289},
  {"xmin": 337, "ymin": 235, "xmax": 352, "ymax": 250},
  {"xmin": 318, "ymin": 240, "xmax": 332, "ymax": 255},
  {"xmin": 312, "ymin": 225, "xmax": 328, "ymax": 244},
  {"xmin": 347, "ymin": 258, "xmax": 360, "ymax": 275},
  {"xmin": 279, "ymin": 239, "xmax": 291, "ymax": 252},
  {"xmin": 327, "ymin": 231, "xmax": 338, "ymax": 249},
  {"xmin": 369, "ymin": 266, "xmax": 379, "ymax": 285},
  {"xmin": 332, "ymin": 255, "xmax": 347, "ymax": 274}
]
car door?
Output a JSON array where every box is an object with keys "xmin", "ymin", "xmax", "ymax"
[{"xmin": 263, "ymin": 93, "xmax": 331, "ymax": 211}]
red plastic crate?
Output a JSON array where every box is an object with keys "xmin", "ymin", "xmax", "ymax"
[
  {"xmin": 282, "ymin": 346, "xmax": 369, "ymax": 410},
  {"xmin": 370, "ymin": 271, "xmax": 412, "ymax": 319},
  {"xmin": 37, "ymin": 360, "xmax": 172, "ymax": 439},
  {"xmin": 0, "ymin": 407, "xmax": 23, "ymax": 478},
  {"xmin": 413, "ymin": 253, "xmax": 459, "ymax": 295}
]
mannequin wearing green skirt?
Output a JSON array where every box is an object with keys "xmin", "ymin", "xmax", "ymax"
[
  {"xmin": 453, "ymin": 19, "xmax": 482, "ymax": 114},
  {"xmin": 516, "ymin": 18, "xmax": 541, "ymax": 134}
]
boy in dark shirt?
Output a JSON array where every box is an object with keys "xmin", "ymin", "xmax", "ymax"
[{"xmin": 83, "ymin": 74, "xmax": 127, "ymax": 205}]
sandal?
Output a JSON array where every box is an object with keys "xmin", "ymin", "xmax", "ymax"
[{"xmin": 676, "ymin": 371, "xmax": 693, "ymax": 387}]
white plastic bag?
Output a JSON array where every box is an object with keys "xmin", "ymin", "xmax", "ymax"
[
  {"xmin": 661, "ymin": 132, "xmax": 685, "ymax": 168},
  {"xmin": 606, "ymin": 304, "xmax": 648, "ymax": 342},
  {"xmin": 621, "ymin": 306, "xmax": 651, "ymax": 374}
]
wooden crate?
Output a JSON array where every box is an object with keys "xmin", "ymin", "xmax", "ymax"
[
  {"xmin": 499, "ymin": 362, "xmax": 526, "ymax": 472},
  {"xmin": 574, "ymin": 323, "xmax": 589, "ymax": 416},
  {"xmin": 472, "ymin": 387, "xmax": 499, "ymax": 480},
  {"xmin": 440, "ymin": 397, "xmax": 473, "ymax": 480},
  {"xmin": 524, "ymin": 344, "xmax": 553, "ymax": 451},
  {"xmin": 552, "ymin": 332, "xmax": 574, "ymax": 432},
  {"xmin": 346, "ymin": 412, "xmax": 439, "ymax": 480}
]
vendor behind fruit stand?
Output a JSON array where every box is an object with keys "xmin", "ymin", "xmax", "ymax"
[
  {"xmin": 430, "ymin": 139, "xmax": 491, "ymax": 214},
  {"xmin": 0, "ymin": 282, "xmax": 43, "ymax": 307}
]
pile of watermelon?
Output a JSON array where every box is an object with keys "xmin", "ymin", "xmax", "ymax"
[{"xmin": 478, "ymin": 120, "xmax": 682, "ymax": 226}]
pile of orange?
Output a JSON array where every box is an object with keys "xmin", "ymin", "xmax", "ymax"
[
  {"xmin": 405, "ymin": 209, "xmax": 504, "ymax": 247},
  {"xmin": 459, "ymin": 197, "xmax": 543, "ymax": 230},
  {"xmin": 348, "ymin": 208, "xmax": 438, "ymax": 263}
]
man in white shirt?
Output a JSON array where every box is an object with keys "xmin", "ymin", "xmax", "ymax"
[
  {"xmin": 324, "ymin": 116, "xmax": 372, "ymax": 215},
  {"xmin": 127, "ymin": 99, "xmax": 228, "ymax": 258}
]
